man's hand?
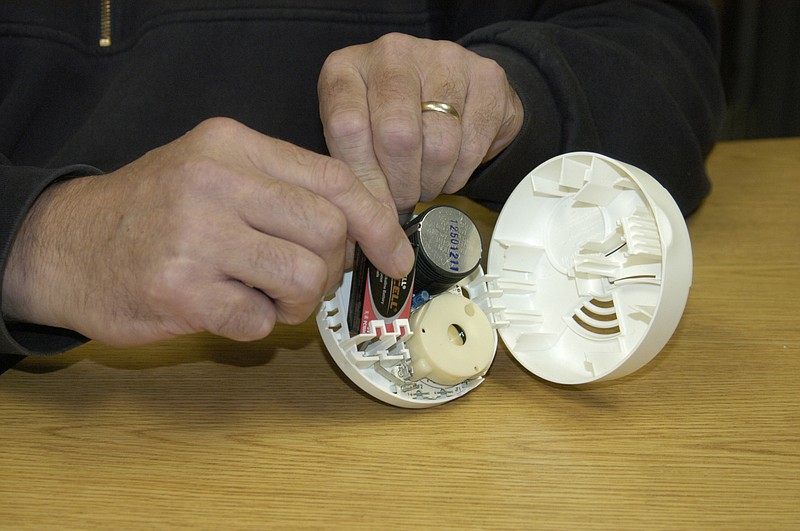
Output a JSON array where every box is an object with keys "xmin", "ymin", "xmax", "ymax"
[
  {"xmin": 2, "ymin": 118, "xmax": 414, "ymax": 345},
  {"xmin": 318, "ymin": 33, "xmax": 524, "ymax": 215}
]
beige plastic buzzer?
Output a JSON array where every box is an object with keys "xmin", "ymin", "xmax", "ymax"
[{"xmin": 407, "ymin": 293, "xmax": 495, "ymax": 386}]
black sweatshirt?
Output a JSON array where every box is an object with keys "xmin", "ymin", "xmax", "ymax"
[{"xmin": 0, "ymin": 0, "xmax": 724, "ymax": 358}]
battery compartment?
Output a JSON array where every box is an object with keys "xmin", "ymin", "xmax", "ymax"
[{"xmin": 317, "ymin": 267, "xmax": 500, "ymax": 408}]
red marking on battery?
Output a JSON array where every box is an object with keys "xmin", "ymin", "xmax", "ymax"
[{"xmin": 347, "ymin": 244, "xmax": 417, "ymax": 337}]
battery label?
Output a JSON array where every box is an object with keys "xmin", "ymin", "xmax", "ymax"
[{"xmin": 347, "ymin": 244, "xmax": 417, "ymax": 337}]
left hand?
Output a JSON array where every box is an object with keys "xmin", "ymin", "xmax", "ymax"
[{"xmin": 318, "ymin": 33, "xmax": 524, "ymax": 215}]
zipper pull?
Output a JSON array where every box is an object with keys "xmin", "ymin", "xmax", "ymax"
[{"xmin": 99, "ymin": 0, "xmax": 112, "ymax": 47}]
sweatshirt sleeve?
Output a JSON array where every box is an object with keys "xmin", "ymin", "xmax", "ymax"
[
  {"xmin": 458, "ymin": 0, "xmax": 725, "ymax": 215},
  {"xmin": 0, "ymin": 157, "xmax": 97, "ymax": 357}
]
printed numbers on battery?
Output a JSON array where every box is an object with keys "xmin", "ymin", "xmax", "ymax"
[{"xmin": 449, "ymin": 221, "xmax": 460, "ymax": 271}]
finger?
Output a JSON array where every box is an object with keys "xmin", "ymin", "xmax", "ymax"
[
  {"xmin": 364, "ymin": 41, "xmax": 424, "ymax": 214},
  {"xmin": 161, "ymin": 141, "xmax": 349, "ymax": 293},
  {"xmin": 157, "ymin": 275, "xmax": 278, "ymax": 343},
  {"xmin": 239, "ymin": 130, "xmax": 415, "ymax": 279},
  {"xmin": 236, "ymin": 174, "xmax": 348, "ymax": 292},
  {"xmin": 344, "ymin": 236, "xmax": 356, "ymax": 271},
  {"xmin": 141, "ymin": 217, "xmax": 323, "ymax": 338},
  {"xmin": 196, "ymin": 281, "xmax": 279, "ymax": 341},
  {"xmin": 446, "ymin": 58, "xmax": 516, "ymax": 194},
  {"xmin": 420, "ymin": 65, "xmax": 466, "ymax": 201},
  {"xmin": 484, "ymin": 80, "xmax": 524, "ymax": 161},
  {"xmin": 419, "ymin": 107, "xmax": 462, "ymax": 201},
  {"xmin": 318, "ymin": 51, "xmax": 397, "ymax": 217},
  {"xmin": 222, "ymin": 231, "xmax": 332, "ymax": 325}
]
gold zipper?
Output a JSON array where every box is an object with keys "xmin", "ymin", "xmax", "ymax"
[{"xmin": 99, "ymin": 0, "xmax": 112, "ymax": 47}]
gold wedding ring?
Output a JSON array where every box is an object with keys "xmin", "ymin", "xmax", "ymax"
[{"xmin": 421, "ymin": 101, "xmax": 461, "ymax": 122}]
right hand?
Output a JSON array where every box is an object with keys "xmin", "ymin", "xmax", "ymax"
[
  {"xmin": 318, "ymin": 33, "xmax": 524, "ymax": 215},
  {"xmin": 2, "ymin": 118, "xmax": 415, "ymax": 345}
]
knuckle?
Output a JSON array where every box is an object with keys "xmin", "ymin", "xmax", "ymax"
[
  {"xmin": 263, "ymin": 244, "xmax": 329, "ymax": 308},
  {"xmin": 143, "ymin": 259, "xmax": 277, "ymax": 342},
  {"xmin": 319, "ymin": 50, "xmax": 356, "ymax": 97},
  {"xmin": 204, "ymin": 297, "xmax": 245, "ymax": 337},
  {"xmin": 249, "ymin": 236, "xmax": 293, "ymax": 281},
  {"xmin": 277, "ymin": 304, "xmax": 316, "ymax": 326},
  {"xmin": 277, "ymin": 305, "xmax": 316, "ymax": 326},
  {"xmin": 313, "ymin": 156, "xmax": 358, "ymax": 199},
  {"xmin": 437, "ymin": 40, "xmax": 468, "ymax": 65},
  {"xmin": 316, "ymin": 205, "xmax": 348, "ymax": 247},
  {"xmin": 374, "ymin": 32, "xmax": 413, "ymax": 54},
  {"xmin": 275, "ymin": 184, "xmax": 348, "ymax": 252},
  {"xmin": 176, "ymin": 155, "xmax": 234, "ymax": 197},
  {"xmin": 325, "ymin": 107, "xmax": 371, "ymax": 143},
  {"xmin": 144, "ymin": 258, "xmax": 195, "ymax": 312},
  {"xmin": 375, "ymin": 117, "xmax": 419, "ymax": 156},
  {"xmin": 294, "ymin": 255, "xmax": 329, "ymax": 296},
  {"xmin": 320, "ymin": 48, "xmax": 346, "ymax": 74},
  {"xmin": 179, "ymin": 154, "xmax": 219, "ymax": 181},
  {"xmin": 424, "ymin": 131, "xmax": 460, "ymax": 166},
  {"xmin": 191, "ymin": 116, "xmax": 242, "ymax": 141},
  {"xmin": 278, "ymin": 259, "xmax": 328, "ymax": 325},
  {"xmin": 245, "ymin": 310, "xmax": 277, "ymax": 340},
  {"xmin": 322, "ymin": 46, "xmax": 358, "ymax": 70},
  {"xmin": 208, "ymin": 292, "xmax": 276, "ymax": 341},
  {"xmin": 290, "ymin": 197, "xmax": 348, "ymax": 256},
  {"xmin": 478, "ymin": 56, "xmax": 508, "ymax": 87}
]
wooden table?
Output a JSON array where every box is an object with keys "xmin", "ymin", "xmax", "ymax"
[{"xmin": 2, "ymin": 139, "xmax": 798, "ymax": 529}]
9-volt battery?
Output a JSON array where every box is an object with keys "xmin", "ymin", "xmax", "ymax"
[{"xmin": 347, "ymin": 244, "xmax": 417, "ymax": 337}]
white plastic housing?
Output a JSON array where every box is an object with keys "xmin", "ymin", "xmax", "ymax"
[
  {"xmin": 486, "ymin": 152, "xmax": 692, "ymax": 384},
  {"xmin": 316, "ymin": 152, "xmax": 692, "ymax": 406}
]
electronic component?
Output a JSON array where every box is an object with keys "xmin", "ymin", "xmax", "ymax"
[{"xmin": 405, "ymin": 292, "xmax": 494, "ymax": 386}]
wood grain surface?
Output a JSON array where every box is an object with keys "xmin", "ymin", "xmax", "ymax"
[{"xmin": 2, "ymin": 139, "xmax": 798, "ymax": 529}]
